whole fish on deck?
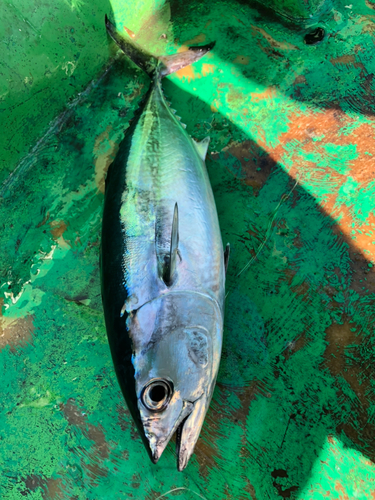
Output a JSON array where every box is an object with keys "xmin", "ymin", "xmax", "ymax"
[{"xmin": 101, "ymin": 16, "xmax": 229, "ymax": 471}]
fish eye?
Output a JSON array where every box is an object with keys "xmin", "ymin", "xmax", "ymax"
[{"xmin": 141, "ymin": 379, "xmax": 173, "ymax": 412}]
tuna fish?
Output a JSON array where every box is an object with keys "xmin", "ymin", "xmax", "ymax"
[{"xmin": 101, "ymin": 15, "xmax": 229, "ymax": 471}]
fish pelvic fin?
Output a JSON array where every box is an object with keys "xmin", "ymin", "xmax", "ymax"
[
  {"xmin": 162, "ymin": 203, "xmax": 179, "ymax": 286},
  {"xmin": 105, "ymin": 15, "xmax": 215, "ymax": 80}
]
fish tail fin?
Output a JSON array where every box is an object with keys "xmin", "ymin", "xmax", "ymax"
[
  {"xmin": 105, "ymin": 15, "xmax": 215, "ymax": 80},
  {"xmin": 105, "ymin": 15, "xmax": 157, "ymax": 77},
  {"xmin": 158, "ymin": 43, "xmax": 215, "ymax": 78}
]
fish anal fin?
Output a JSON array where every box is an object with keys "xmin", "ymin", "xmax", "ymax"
[
  {"xmin": 193, "ymin": 137, "xmax": 210, "ymax": 160},
  {"xmin": 162, "ymin": 203, "xmax": 179, "ymax": 286},
  {"xmin": 224, "ymin": 243, "xmax": 230, "ymax": 274}
]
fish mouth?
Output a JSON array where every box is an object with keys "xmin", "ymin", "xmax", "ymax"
[
  {"xmin": 145, "ymin": 395, "xmax": 208, "ymax": 471},
  {"xmin": 146, "ymin": 399, "xmax": 194, "ymax": 465},
  {"xmin": 175, "ymin": 396, "xmax": 208, "ymax": 471},
  {"xmin": 176, "ymin": 415, "xmax": 192, "ymax": 471}
]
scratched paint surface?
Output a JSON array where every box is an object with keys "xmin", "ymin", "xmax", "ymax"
[{"xmin": 1, "ymin": 0, "xmax": 375, "ymax": 498}]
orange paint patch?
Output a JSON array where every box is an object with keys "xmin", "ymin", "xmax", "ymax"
[
  {"xmin": 175, "ymin": 65, "xmax": 196, "ymax": 82},
  {"xmin": 201, "ymin": 63, "xmax": 215, "ymax": 76},
  {"xmin": 226, "ymin": 87, "xmax": 246, "ymax": 108},
  {"xmin": 182, "ymin": 33, "xmax": 206, "ymax": 46},
  {"xmin": 123, "ymin": 26, "xmax": 136, "ymax": 38},
  {"xmin": 346, "ymin": 122, "xmax": 375, "ymax": 185},
  {"xmin": 210, "ymin": 100, "xmax": 219, "ymax": 113},
  {"xmin": 335, "ymin": 482, "xmax": 349, "ymax": 500},
  {"xmin": 233, "ymin": 55, "xmax": 250, "ymax": 65},
  {"xmin": 251, "ymin": 87, "xmax": 277, "ymax": 103},
  {"xmin": 177, "ymin": 44, "xmax": 189, "ymax": 53},
  {"xmin": 175, "ymin": 63, "xmax": 214, "ymax": 82},
  {"xmin": 264, "ymin": 107, "xmax": 375, "ymax": 289}
]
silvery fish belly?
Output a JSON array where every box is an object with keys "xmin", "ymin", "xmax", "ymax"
[{"xmin": 101, "ymin": 16, "xmax": 228, "ymax": 471}]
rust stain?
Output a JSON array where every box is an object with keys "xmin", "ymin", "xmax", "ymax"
[
  {"xmin": 251, "ymin": 25, "xmax": 299, "ymax": 51},
  {"xmin": 293, "ymin": 75, "xmax": 307, "ymax": 85},
  {"xmin": 233, "ymin": 55, "xmax": 250, "ymax": 65},
  {"xmin": 49, "ymin": 220, "xmax": 68, "ymax": 240},
  {"xmin": 62, "ymin": 399, "xmax": 110, "ymax": 481},
  {"xmin": 325, "ymin": 204, "xmax": 375, "ymax": 290},
  {"xmin": 182, "ymin": 33, "xmax": 206, "ymax": 46},
  {"xmin": 227, "ymin": 88, "xmax": 246, "ymax": 107},
  {"xmin": 324, "ymin": 321, "xmax": 375, "ymax": 462},
  {"xmin": 331, "ymin": 54, "xmax": 357, "ymax": 66},
  {"xmin": 94, "ymin": 125, "xmax": 120, "ymax": 194},
  {"xmin": 40, "ymin": 477, "xmax": 65, "ymax": 499},
  {"xmin": 212, "ymin": 139, "xmax": 277, "ymax": 193},
  {"xmin": 0, "ymin": 310, "xmax": 34, "ymax": 351},
  {"xmin": 36, "ymin": 212, "xmax": 50, "ymax": 228},
  {"xmin": 21, "ymin": 474, "xmax": 65, "ymax": 498}
]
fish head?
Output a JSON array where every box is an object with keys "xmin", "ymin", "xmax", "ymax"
[{"xmin": 127, "ymin": 292, "xmax": 223, "ymax": 470}]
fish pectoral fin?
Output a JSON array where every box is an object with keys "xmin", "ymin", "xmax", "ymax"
[
  {"xmin": 162, "ymin": 203, "xmax": 179, "ymax": 286},
  {"xmin": 224, "ymin": 243, "xmax": 230, "ymax": 274},
  {"xmin": 193, "ymin": 137, "xmax": 210, "ymax": 160}
]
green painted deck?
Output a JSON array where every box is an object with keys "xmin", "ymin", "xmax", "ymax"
[{"xmin": 1, "ymin": 0, "xmax": 375, "ymax": 498}]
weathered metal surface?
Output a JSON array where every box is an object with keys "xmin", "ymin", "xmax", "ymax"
[
  {"xmin": 1, "ymin": 0, "xmax": 375, "ymax": 498},
  {"xmin": 257, "ymin": 0, "xmax": 328, "ymax": 20}
]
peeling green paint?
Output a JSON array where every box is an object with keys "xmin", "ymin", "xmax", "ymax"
[{"xmin": 1, "ymin": 0, "xmax": 375, "ymax": 499}]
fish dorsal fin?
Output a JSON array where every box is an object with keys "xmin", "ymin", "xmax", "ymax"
[
  {"xmin": 163, "ymin": 203, "xmax": 179, "ymax": 286},
  {"xmin": 193, "ymin": 137, "xmax": 210, "ymax": 160}
]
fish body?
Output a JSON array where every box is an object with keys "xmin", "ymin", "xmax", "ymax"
[{"xmin": 101, "ymin": 17, "xmax": 227, "ymax": 470}]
